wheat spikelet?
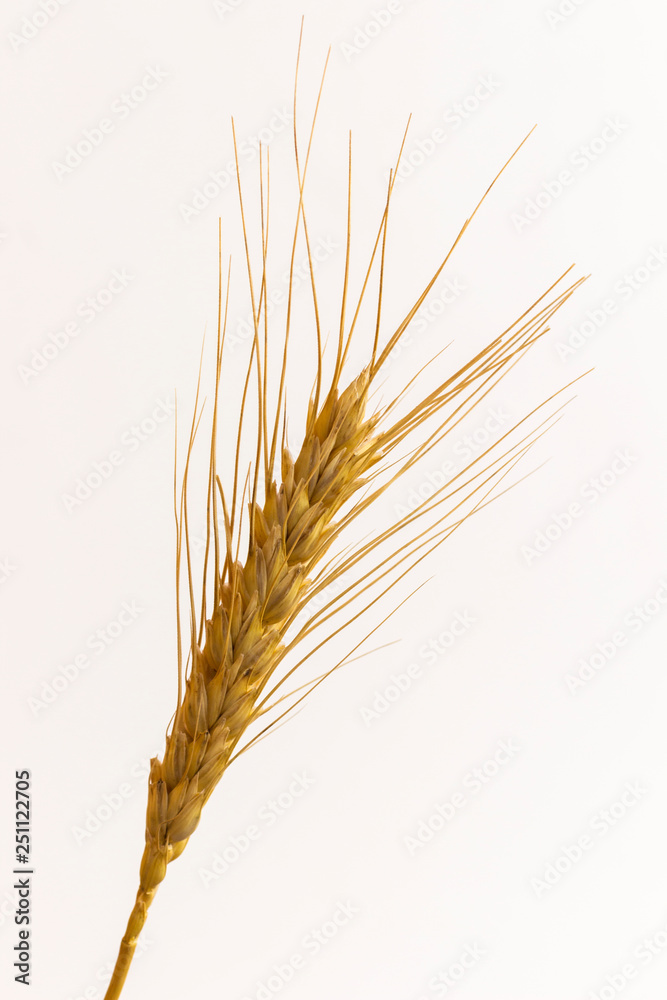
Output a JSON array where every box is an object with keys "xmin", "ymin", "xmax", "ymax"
[{"xmin": 102, "ymin": 36, "xmax": 586, "ymax": 1000}]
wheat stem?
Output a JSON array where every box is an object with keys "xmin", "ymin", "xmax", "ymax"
[{"xmin": 104, "ymin": 889, "xmax": 153, "ymax": 1000}]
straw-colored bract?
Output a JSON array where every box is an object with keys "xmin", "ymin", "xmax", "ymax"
[{"xmin": 101, "ymin": 39, "xmax": 585, "ymax": 1000}]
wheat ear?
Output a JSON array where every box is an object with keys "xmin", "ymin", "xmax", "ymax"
[{"xmin": 102, "ymin": 41, "xmax": 586, "ymax": 1000}]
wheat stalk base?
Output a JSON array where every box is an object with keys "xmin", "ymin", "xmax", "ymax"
[{"xmin": 104, "ymin": 890, "xmax": 154, "ymax": 1000}]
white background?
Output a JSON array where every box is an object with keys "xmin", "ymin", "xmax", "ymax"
[{"xmin": 2, "ymin": 1, "xmax": 667, "ymax": 998}]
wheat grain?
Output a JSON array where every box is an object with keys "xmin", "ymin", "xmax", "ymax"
[{"xmin": 101, "ymin": 37, "xmax": 586, "ymax": 1000}]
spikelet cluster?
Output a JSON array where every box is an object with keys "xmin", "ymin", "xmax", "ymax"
[{"xmin": 139, "ymin": 373, "xmax": 379, "ymax": 896}]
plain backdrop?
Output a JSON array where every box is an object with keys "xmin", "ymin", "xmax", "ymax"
[{"xmin": 2, "ymin": 2, "xmax": 667, "ymax": 998}]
